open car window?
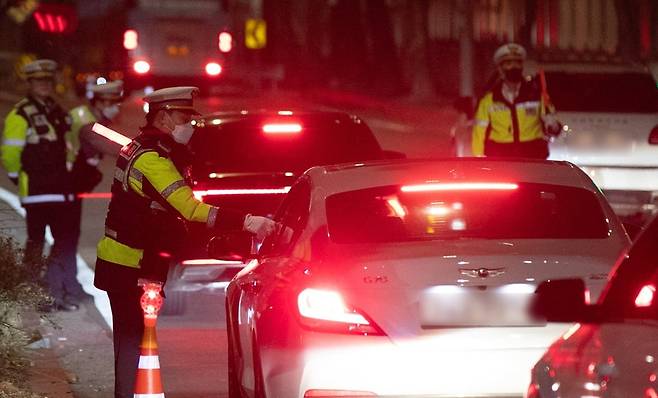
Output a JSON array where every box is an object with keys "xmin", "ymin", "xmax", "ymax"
[{"xmin": 326, "ymin": 182, "xmax": 611, "ymax": 244}]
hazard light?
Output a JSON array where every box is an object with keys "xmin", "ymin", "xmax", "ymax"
[
  {"xmin": 193, "ymin": 187, "xmax": 291, "ymax": 200},
  {"xmin": 401, "ymin": 182, "xmax": 519, "ymax": 192},
  {"xmin": 133, "ymin": 60, "xmax": 150, "ymax": 74},
  {"xmin": 263, "ymin": 123, "xmax": 302, "ymax": 134},
  {"xmin": 635, "ymin": 284, "xmax": 655, "ymax": 307},
  {"xmin": 205, "ymin": 62, "xmax": 222, "ymax": 76},
  {"xmin": 123, "ymin": 29, "xmax": 138, "ymax": 50}
]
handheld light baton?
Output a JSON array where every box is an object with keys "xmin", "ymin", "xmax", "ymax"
[{"xmin": 91, "ymin": 123, "xmax": 132, "ymax": 147}]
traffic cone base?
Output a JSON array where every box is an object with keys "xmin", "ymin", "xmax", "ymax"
[{"xmin": 134, "ymin": 317, "xmax": 165, "ymax": 397}]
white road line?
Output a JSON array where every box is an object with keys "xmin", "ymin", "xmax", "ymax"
[{"xmin": 0, "ymin": 187, "xmax": 113, "ymax": 329}]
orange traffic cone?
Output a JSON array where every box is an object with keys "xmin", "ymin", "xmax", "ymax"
[{"xmin": 134, "ymin": 281, "xmax": 165, "ymax": 398}]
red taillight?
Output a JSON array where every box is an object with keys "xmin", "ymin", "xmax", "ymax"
[
  {"xmin": 123, "ymin": 29, "xmax": 138, "ymax": 50},
  {"xmin": 526, "ymin": 383, "xmax": 540, "ymax": 398},
  {"xmin": 648, "ymin": 126, "xmax": 658, "ymax": 145},
  {"xmin": 297, "ymin": 288, "xmax": 383, "ymax": 335},
  {"xmin": 218, "ymin": 31, "xmax": 233, "ymax": 53},
  {"xmin": 400, "ymin": 182, "xmax": 519, "ymax": 192},
  {"xmin": 635, "ymin": 284, "xmax": 655, "ymax": 307},
  {"xmin": 205, "ymin": 62, "xmax": 222, "ymax": 76},
  {"xmin": 263, "ymin": 123, "xmax": 302, "ymax": 134},
  {"xmin": 133, "ymin": 60, "xmax": 150, "ymax": 74},
  {"xmin": 193, "ymin": 187, "xmax": 291, "ymax": 200},
  {"xmin": 304, "ymin": 390, "xmax": 377, "ymax": 397}
]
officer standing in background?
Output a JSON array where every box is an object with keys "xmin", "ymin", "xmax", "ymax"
[
  {"xmin": 69, "ymin": 80, "xmax": 124, "ymax": 194},
  {"xmin": 94, "ymin": 86, "xmax": 276, "ymax": 398},
  {"xmin": 471, "ymin": 43, "xmax": 562, "ymax": 158},
  {"xmin": 1, "ymin": 59, "xmax": 85, "ymax": 311}
]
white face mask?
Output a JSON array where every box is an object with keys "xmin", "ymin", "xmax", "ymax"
[
  {"xmin": 171, "ymin": 122, "xmax": 194, "ymax": 144},
  {"xmin": 102, "ymin": 104, "xmax": 120, "ymax": 120}
]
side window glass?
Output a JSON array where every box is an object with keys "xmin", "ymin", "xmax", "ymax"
[{"xmin": 259, "ymin": 179, "xmax": 311, "ymax": 257}]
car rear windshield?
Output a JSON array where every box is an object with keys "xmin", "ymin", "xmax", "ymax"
[
  {"xmin": 546, "ymin": 72, "xmax": 658, "ymax": 113},
  {"xmin": 190, "ymin": 119, "xmax": 383, "ymax": 175},
  {"xmin": 326, "ymin": 182, "xmax": 610, "ymax": 243}
]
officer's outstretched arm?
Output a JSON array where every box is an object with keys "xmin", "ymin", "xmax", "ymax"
[
  {"xmin": 132, "ymin": 152, "xmax": 244, "ymax": 230},
  {"xmin": 1, "ymin": 110, "xmax": 27, "ymax": 183}
]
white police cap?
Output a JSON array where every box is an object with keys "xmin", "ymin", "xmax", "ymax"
[
  {"xmin": 143, "ymin": 86, "xmax": 200, "ymax": 113},
  {"xmin": 23, "ymin": 59, "xmax": 57, "ymax": 79},
  {"xmin": 493, "ymin": 43, "xmax": 527, "ymax": 65},
  {"xmin": 91, "ymin": 80, "xmax": 123, "ymax": 101}
]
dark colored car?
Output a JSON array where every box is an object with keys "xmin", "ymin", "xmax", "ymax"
[{"xmin": 163, "ymin": 110, "xmax": 395, "ymax": 314}]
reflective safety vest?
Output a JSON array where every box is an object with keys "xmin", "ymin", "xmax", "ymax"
[
  {"xmin": 94, "ymin": 129, "xmax": 245, "ymax": 291},
  {"xmin": 471, "ymin": 80, "xmax": 548, "ymax": 157},
  {"xmin": 1, "ymin": 96, "xmax": 74, "ymax": 205},
  {"xmin": 68, "ymin": 104, "xmax": 97, "ymax": 163}
]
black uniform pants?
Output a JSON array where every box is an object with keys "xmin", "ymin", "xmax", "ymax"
[
  {"xmin": 25, "ymin": 202, "xmax": 85, "ymax": 303},
  {"xmin": 484, "ymin": 139, "xmax": 549, "ymax": 159},
  {"xmin": 108, "ymin": 288, "xmax": 144, "ymax": 398}
]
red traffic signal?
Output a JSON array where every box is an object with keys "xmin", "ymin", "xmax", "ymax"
[{"xmin": 33, "ymin": 3, "xmax": 77, "ymax": 34}]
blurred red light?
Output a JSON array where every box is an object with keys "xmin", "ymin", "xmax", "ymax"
[
  {"xmin": 205, "ymin": 62, "xmax": 222, "ymax": 76},
  {"xmin": 193, "ymin": 187, "xmax": 291, "ymax": 200},
  {"xmin": 401, "ymin": 182, "xmax": 519, "ymax": 192},
  {"xmin": 133, "ymin": 60, "xmax": 150, "ymax": 74},
  {"xmin": 648, "ymin": 126, "xmax": 658, "ymax": 145},
  {"xmin": 218, "ymin": 32, "xmax": 233, "ymax": 53},
  {"xmin": 635, "ymin": 284, "xmax": 655, "ymax": 307},
  {"xmin": 304, "ymin": 390, "xmax": 377, "ymax": 397},
  {"xmin": 262, "ymin": 123, "xmax": 302, "ymax": 134},
  {"xmin": 124, "ymin": 29, "xmax": 138, "ymax": 50}
]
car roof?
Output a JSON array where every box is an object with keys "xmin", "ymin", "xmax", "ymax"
[{"xmin": 304, "ymin": 158, "xmax": 595, "ymax": 197}]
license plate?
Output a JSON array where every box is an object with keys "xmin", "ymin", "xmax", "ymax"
[{"xmin": 419, "ymin": 285, "xmax": 536, "ymax": 327}]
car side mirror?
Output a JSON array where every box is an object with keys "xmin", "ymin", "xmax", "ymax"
[
  {"xmin": 382, "ymin": 150, "xmax": 406, "ymax": 159},
  {"xmin": 208, "ymin": 231, "xmax": 255, "ymax": 262},
  {"xmin": 531, "ymin": 278, "xmax": 591, "ymax": 322}
]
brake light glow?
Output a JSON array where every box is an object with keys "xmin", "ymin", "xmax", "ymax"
[
  {"xmin": 263, "ymin": 123, "xmax": 302, "ymax": 134},
  {"xmin": 193, "ymin": 187, "xmax": 291, "ymax": 200},
  {"xmin": 584, "ymin": 288, "xmax": 591, "ymax": 304},
  {"xmin": 304, "ymin": 390, "xmax": 377, "ymax": 397},
  {"xmin": 123, "ymin": 29, "xmax": 138, "ymax": 50},
  {"xmin": 205, "ymin": 62, "xmax": 222, "ymax": 76},
  {"xmin": 181, "ymin": 259, "xmax": 242, "ymax": 265},
  {"xmin": 218, "ymin": 31, "xmax": 233, "ymax": 52},
  {"xmin": 635, "ymin": 284, "xmax": 655, "ymax": 307},
  {"xmin": 298, "ymin": 288, "xmax": 369, "ymax": 325},
  {"xmin": 401, "ymin": 182, "xmax": 519, "ymax": 192},
  {"xmin": 133, "ymin": 60, "xmax": 150, "ymax": 74}
]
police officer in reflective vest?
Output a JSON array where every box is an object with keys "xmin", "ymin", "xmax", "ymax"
[
  {"xmin": 69, "ymin": 80, "xmax": 124, "ymax": 194},
  {"xmin": 472, "ymin": 43, "xmax": 561, "ymax": 158},
  {"xmin": 1, "ymin": 59, "xmax": 85, "ymax": 311},
  {"xmin": 94, "ymin": 86, "xmax": 275, "ymax": 398}
]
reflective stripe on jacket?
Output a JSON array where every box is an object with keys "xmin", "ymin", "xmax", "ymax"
[
  {"xmin": 1, "ymin": 96, "xmax": 73, "ymax": 203},
  {"xmin": 471, "ymin": 80, "xmax": 548, "ymax": 156}
]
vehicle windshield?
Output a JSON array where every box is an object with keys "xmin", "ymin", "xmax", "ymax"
[
  {"xmin": 190, "ymin": 119, "xmax": 383, "ymax": 176},
  {"xmin": 599, "ymin": 216, "xmax": 658, "ymax": 321},
  {"xmin": 546, "ymin": 71, "xmax": 658, "ymax": 113},
  {"xmin": 326, "ymin": 182, "xmax": 610, "ymax": 243}
]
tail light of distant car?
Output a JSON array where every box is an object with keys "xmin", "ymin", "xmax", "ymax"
[
  {"xmin": 133, "ymin": 60, "xmax": 150, "ymax": 74},
  {"xmin": 648, "ymin": 125, "xmax": 658, "ymax": 145},
  {"xmin": 296, "ymin": 288, "xmax": 384, "ymax": 335},
  {"xmin": 401, "ymin": 182, "xmax": 519, "ymax": 192},
  {"xmin": 218, "ymin": 31, "xmax": 233, "ymax": 53},
  {"xmin": 123, "ymin": 29, "xmax": 138, "ymax": 50},
  {"xmin": 262, "ymin": 123, "xmax": 302, "ymax": 134},
  {"xmin": 205, "ymin": 62, "xmax": 222, "ymax": 76},
  {"xmin": 193, "ymin": 187, "xmax": 291, "ymax": 201},
  {"xmin": 635, "ymin": 284, "xmax": 655, "ymax": 307},
  {"xmin": 304, "ymin": 390, "xmax": 377, "ymax": 397}
]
